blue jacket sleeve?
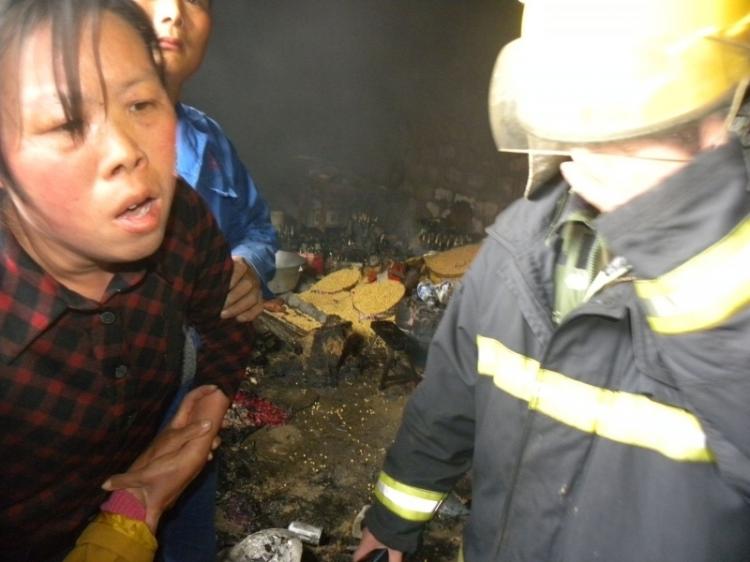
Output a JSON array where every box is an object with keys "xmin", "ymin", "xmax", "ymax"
[
  {"xmin": 177, "ymin": 105, "xmax": 279, "ymax": 295},
  {"xmin": 220, "ymin": 137, "xmax": 278, "ymax": 287}
]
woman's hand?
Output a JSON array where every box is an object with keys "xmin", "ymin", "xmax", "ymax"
[
  {"xmin": 102, "ymin": 385, "xmax": 230, "ymax": 532},
  {"xmin": 221, "ymin": 256, "xmax": 264, "ymax": 322}
]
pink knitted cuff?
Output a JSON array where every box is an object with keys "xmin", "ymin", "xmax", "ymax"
[{"xmin": 100, "ymin": 490, "xmax": 147, "ymax": 522}]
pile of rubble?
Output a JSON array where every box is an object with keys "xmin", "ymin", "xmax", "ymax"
[{"xmin": 215, "ymin": 243, "xmax": 482, "ymax": 561}]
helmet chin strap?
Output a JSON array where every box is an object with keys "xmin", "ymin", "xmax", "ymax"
[{"xmin": 524, "ymin": 153, "xmax": 568, "ymax": 199}]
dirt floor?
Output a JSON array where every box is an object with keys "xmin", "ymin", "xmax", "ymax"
[{"xmin": 214, "ymin": 318, "xmax": 469, "ymax": 562}]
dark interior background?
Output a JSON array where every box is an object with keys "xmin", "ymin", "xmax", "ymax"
[{"xmin": 184, "ymin": 0, "xmax": 526, "ymax": 247}]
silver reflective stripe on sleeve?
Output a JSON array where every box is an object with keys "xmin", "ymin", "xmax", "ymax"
[{"xmin": 374, "ymin": 471, "xmax": 447, "ymax": 522}]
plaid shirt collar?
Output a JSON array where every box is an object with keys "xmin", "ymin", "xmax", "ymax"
[{"xmin": 0, "ymin": 226, "xmax": 147, "ymax": 363}]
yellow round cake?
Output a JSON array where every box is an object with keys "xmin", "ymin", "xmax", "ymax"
[
  {"xmin": 352, "ymin": 280, "xmax": 406, "ymax": 316},
  {"xmin": 424, "ymin": 243, "xmax": 481, "ymax": 278},
  {"xmin": 309, "ymin": 267, "xmax": 362, "ymax": 293}
]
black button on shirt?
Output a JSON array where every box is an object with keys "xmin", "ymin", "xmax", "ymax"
[{"xmin": 100, "ymin": 311, "xmax": 117, "ymax": 324}]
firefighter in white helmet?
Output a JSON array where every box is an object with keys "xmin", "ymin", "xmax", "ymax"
[{"xmin": 354, "ymin": 1, "xmax": 750, "ymax": 561}]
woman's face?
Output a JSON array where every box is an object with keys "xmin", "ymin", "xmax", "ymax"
[
  {"xmin": 0, "ymin": 12, "xmax": 177, "ymax": 275},
  {"xmin": 135, "ymin": 0, "xmax": 212, "ymax": 99}
]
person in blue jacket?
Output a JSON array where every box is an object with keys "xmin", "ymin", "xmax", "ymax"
[
  {"xmin": 176, "ymin": 101, "xmax": 278, "ymax": 308},
  {"xmin": 142, "ymin": 0, "xmax": 278, "ymax": 320},
  {"xmin": 132, "ymin": 0, "xmax": 278, "ymax": 560}
]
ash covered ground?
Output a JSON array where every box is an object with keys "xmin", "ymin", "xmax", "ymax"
[{"xmin": 214, "ymin": 322, "xmax": 469, "ymax": 561}]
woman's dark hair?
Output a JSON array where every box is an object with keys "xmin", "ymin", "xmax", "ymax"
[{"xmin": 0, "ymin": 0, "xmax": 165, "ymax": 195}]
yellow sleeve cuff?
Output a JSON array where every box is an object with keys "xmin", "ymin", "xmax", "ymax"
[{"xmin": 65, "ymin": 513, "xmax": 157, "ymax": 562}]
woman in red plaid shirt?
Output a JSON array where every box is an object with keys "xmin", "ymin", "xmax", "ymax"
[{"xmin": 0, "ymin": 0, "xmax": 253, "ymax": 559}]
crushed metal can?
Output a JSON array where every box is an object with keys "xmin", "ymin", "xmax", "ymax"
[
  {"xmin": 416, "ymin": 281, "xmax": 438, "ymax": 307},
  {"xmin": 435, "ymin": 281, "xmax": 455, "ymax": 305},
  {"xmin": 287, "ymin": 520, "xmax": 323, "ymax": 545}
]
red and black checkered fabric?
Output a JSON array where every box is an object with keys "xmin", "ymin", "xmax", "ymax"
[{"xmin": 0, "ymin": 181, "xmax": 251, "ymax": 559}]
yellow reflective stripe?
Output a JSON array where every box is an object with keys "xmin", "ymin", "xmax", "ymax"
[
  {"xmin": 476, "ymin": 336, "xmax": 713, "ymax": 462},
  {"xmin": 476, "ymin": 335, "xmax": 538, "ymax": 401},
  {"xmin": 374, "ymin": 471, "xmax": 447, "ymax": 522},
  {"xmin": 635, "ymin": 216, "xmax": 750, "ymax": 334}
]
